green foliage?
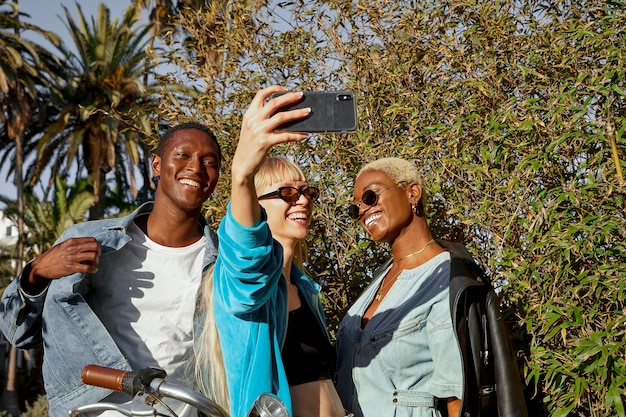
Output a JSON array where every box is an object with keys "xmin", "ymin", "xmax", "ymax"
[
  {"xmin": 161, "ymin": 1, "xmax": 626, "ymax": 415},
  {"xmin": 20, "ymin": 395, "xmax": 48, "ymax": 417},
  {"xmin": 0, "ymin": 253, "xmax": 14, "ymax": 291},
  {"xmin": 0, "ymin": 175, "xmax": 95, "ymax": 259},
  {"xmin": 14, "ymin": 358, "xmax": 44, "ymax": 414},
  {"xmin": 0, "ymin": 360, "xmax": 46, "ymax": 416},
  {"xmin": 0, "ymin": 0, "xmax": 62, "ymax": 99},
  {"xmin": 0, "ymin": 0, "xmax": 623, "ymax": 415}
]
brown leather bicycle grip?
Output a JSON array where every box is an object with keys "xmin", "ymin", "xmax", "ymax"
[{"xmin": 82, "ymin": 365, "xmax": 132, "ymax": 393}]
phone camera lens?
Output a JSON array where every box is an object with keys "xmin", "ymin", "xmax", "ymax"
[{"xmin": 337, "ymin": 94, "xmax": 353, "ymax": 101}]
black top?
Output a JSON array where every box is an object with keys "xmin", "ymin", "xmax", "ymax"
[{"xmin": 281, "ymin": 298, "xmax": 336, "ymax": 386}]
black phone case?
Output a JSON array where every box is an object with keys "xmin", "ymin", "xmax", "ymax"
[{"xmin": 271, "ymin": 91, "xmax": 357, "ymax": 133}]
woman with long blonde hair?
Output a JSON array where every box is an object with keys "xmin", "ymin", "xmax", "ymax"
[{"xmin": 195, "ymin": 86, "xmax": 346, "ymax": 417}]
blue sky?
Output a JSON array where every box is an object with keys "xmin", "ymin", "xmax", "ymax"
[
  {"xmin": 19, "ymin": 1, "xmax": 134, "ymax": 48},
  {"xmin": 0, "ymin": 1, "xmax": 142, "ymax": 202}
]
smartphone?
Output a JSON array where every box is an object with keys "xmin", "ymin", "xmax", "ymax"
[{"xmin": 270, "ymin": 91, "xmax": 357, "ymax": 133}]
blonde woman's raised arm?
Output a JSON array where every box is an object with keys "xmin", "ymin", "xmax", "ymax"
[{"xmin": 230, "ymin": 86, "xmax": 310, "ymax": 227}]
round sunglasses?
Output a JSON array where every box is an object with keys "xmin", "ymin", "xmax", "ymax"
[
  {"xmin": 258, "ymin": 186, "xmax": 320, "ymax": 203},
  {"xmin": 347, "ymin": 185, "xmax": 397, "ymax": 220}
]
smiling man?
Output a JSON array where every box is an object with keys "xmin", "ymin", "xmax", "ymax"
[{"xmin": 0, "ymin": 122, "xmax": 221, "ymax": 417}]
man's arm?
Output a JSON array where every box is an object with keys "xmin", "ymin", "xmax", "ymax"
[
  {"xmin": 0, "ymin": 237, "xmax": 101, "ymax": 348},
  {"xmin": 0, "ymin": 262, "xmax": 47, "ymax": 348}
]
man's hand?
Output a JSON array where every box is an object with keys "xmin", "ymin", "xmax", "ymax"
[{"xmin": 28, "ymin": 237, "xmax": 101, "ymax": 288}]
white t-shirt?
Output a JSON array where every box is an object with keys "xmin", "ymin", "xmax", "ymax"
[{"xmin": 88, "ymin": 220, "xmax": 205, "ymax": 416}]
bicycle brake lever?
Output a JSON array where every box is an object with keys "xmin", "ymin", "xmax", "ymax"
[
  {"xmin": 69, "ymin": 396, "xmax": 155, "ymax": 417},
  {"xmin": 134, "ymin": 367, "xmax": 167, "ymax": 396}
]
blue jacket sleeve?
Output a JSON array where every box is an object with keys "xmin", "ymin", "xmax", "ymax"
[{"xmin": 214, "ymin": 203, "xmax": 284, "ymax": 315}]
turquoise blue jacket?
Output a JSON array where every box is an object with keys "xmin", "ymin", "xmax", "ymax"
[{"xmin": 214, "ymin": 203, "xmax": 328, "ymax": 417}]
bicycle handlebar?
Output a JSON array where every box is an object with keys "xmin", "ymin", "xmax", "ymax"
[
  {"xmin": 76, "ymin": 364, "xmax": 229, "ymax": 417},
  {"xmin": 82, "ymin": 365, "xmax": 166, "ymax": 396},
  {"xmin": 74, "ymin": 365, "xmax": 289, "ymax": 417},
  {"xmin": 81, "ymin": 365, "xmax": 131, "ymax": 393}
]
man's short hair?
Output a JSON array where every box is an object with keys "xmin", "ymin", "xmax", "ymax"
[{"xmin": 154, "ymin": 122, "xmax": 222, "ymax": 163}]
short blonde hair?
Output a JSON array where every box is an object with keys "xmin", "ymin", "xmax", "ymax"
[
  {"xmin": 254, "ymin": 156, "xmax": 307, "ymax": 195},
  {"xmin": 357, "ymin": 157, "xmax": 427, "ymax": 206}
]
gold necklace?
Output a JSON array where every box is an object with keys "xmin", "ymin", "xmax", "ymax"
[
  {"xmin": 374, "ymin": 239, "xmax": 436, "ymax": 302},
  {"xmin": 374, "ymin": 270, "xmax": 400, "ymax": 301},
  {"xmin": 393, "ymin": 239, "xmax": 435, "ymax": 263}
]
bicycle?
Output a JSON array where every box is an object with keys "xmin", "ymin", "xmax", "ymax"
[{"xmin": 69, "ymin": 364, "xmax": 289, "ymax": 417}]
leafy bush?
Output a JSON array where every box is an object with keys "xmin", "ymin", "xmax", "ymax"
[
  {"xmin": 159, "ymin": 1, "xmax": 626, "ymax": 415},
  {"xmin": 20, "ymin": 395, "xmax": 48, "ymax": 417}
]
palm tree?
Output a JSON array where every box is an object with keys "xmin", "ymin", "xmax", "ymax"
[
  {"xmin": 0, "ymin": 0, "xmax": 62, "ymax": 196},
  {"xmin": 29, "ymin": 2, "xmax": 164, "ymax": 220},
  {"xmin": 0, "ymin": 0, "xmax": 63, "ymax": 413}
]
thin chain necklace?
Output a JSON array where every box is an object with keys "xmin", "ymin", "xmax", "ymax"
[
  {"xmin": 374, "ymin": 239, "xmax": 436, "ymax": 302},
  {"xmin": 375, "ymin": 271, "xmax": 400, "ymax": 301},
  {"xmin": 393, "ymin": 239, "xmax": 435, "ymax": 263}
]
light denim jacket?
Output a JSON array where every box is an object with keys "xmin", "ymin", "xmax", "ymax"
[
  {"xmin": 0, "ymin": 202, "xmax": 218, "ymax": 417},
  {"xmin": 213, "ymin": 203, "xmax": 329, "ymax": 417},
  {"xmin": 336, "ymin": 252, "xmax": 463, "ymax": 417}
]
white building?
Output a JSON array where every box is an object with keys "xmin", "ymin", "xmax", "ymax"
[
  {"xmin": 0, "ymin": 209, "xmax": 18, "ymax": 375},
  {"xmin": 0, "ymin": 209, "xmax": 17, "ymax": 254}
]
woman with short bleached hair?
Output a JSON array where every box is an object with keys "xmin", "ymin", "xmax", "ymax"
[{"xmin": 336, "ymin": 157, "xmax": 528, "ymax": 417}]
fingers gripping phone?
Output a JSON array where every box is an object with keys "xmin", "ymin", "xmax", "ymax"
[{"xmin": 270, "ymin": 91, "xmax": 358, "ymax": 133}]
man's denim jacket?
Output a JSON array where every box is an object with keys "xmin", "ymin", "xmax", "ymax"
[{"xmin": 0, "ymin": 202, "xmax": 218, "ymax": 417}]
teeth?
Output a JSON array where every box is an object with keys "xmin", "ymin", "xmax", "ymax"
[
  {"xmin": 288, "ymin": 213, "xmax": 307, "ymax": 221},
  {"xmin": 180, "ymin": 179, "xmax": 200, "ymax": 188},
  {"xmin": 365, "ymin": 213, "xmax": 381, "ymax": 227}
]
